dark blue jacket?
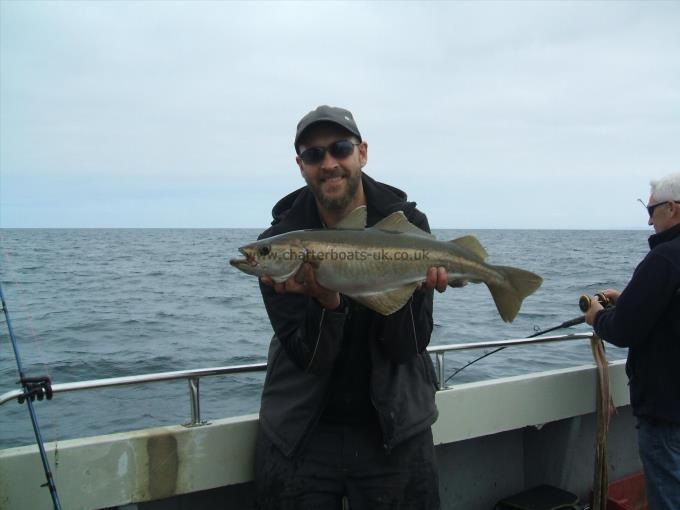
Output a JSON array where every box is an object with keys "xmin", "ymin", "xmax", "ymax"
[
  {"xmin": 256, "ymin": 173, "xmax": 439, "ymax": 457},
  {"xmin": 594, "ymin": 223, "xmax": 680, "ymax": 423}
]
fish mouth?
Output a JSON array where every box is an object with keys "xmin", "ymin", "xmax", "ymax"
[{"xmin": 229, "ymin": 248, "xmax": 257, "ymax": 268}]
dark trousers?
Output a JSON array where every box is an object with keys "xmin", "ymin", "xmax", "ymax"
[
  {"xmin": 637, "ymin": 417, "xmax": 680, "ymax": 510},
  {"xmin": 254, "ymin": 421, "xmax": 440, "ymax": 510}
]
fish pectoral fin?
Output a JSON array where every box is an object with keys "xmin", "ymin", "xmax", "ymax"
[
  {"xmin": 371, "ymin": 211, "xmax": 434, "ymax": 237},
  {"xmin": 349, "ymin": 283, "xmax": 419, "ymax": 316},
  {"xmin": 449, "ymin": 235, "xmax": 488, "ymax": 261},
  {"xmin": 293, "ymin": 261, "xmax": 319, "ymax": 284},
  {"xmin": 271, "ymin": 264, "xmax": 304, "ymax": 284},
  {"xmin": 334, "ymin": 206, "xmax": 367, "ymax": 230}
]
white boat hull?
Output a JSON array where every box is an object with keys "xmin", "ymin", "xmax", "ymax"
[{"xmin": 0, "ymin": 361, "xmax": 640, "ymax": 509}]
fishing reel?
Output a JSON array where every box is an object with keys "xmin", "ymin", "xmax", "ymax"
[{"xmin": 578, "ymin": 293, "xmax": 613, "ymax": 313}]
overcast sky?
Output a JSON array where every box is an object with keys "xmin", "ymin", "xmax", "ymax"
[{"xmin": 1, "ymin": 1, "xmax": 679, "ymax": 229}]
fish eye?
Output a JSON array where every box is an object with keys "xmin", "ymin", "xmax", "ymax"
[{"xmin": 258, "ymin": 245, "xmax": 271, "ymax": 257}]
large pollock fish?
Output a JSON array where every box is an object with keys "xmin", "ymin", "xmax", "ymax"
[{"xmin": 230, "ymin": 206, "xmax": 542, "ymax": 322}]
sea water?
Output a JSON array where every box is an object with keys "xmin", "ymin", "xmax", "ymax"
[{"xmin": 0, "ymin": 228, "xmax": 648, "ymax": 448}]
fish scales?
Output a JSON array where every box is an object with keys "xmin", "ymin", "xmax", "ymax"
[{"xmin": 301, "ymin": 230, "xmax": 477, "ymax": 293}]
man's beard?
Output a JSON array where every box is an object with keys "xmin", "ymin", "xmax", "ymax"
[{"xmin": 306, "ymin": 169, "xmax": 361, "ymax": 211}]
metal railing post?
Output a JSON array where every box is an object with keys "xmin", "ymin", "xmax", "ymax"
[
  {"xmin": 436, "ymin": 352, "xmax": 445, "ymax": 390},
  {"xmin": 184, "ymin": 377, "xmax": 208, "ymax": 427}
]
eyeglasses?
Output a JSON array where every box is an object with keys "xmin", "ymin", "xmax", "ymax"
[
  {"xmin": 638, "ymin": 198, "xmax": 680, "ymax": 217},
  {"xmin": 299, "ymin": 139, "xmax": 360, "ymax": 165}
]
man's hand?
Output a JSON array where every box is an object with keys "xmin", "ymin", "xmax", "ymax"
[
  {"xmin": 584, "ymin": 288, "xmax": 620, "ymax": 325},
  {"xmin": 584, "ymin": 296, "xmax": 604, "ymax": 325},
  {"xmin": 418, "ymin": 266, "xmax": 449, "ymax": 293},
  {"xmin": 260, "ymin": 263, "xmax": 341, "ymax": 310},
  {"xmin": 599, "ymin": 288, "xmax": 621, "ymax": 305}
]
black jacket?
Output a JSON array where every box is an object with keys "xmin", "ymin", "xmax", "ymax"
[
  {"xmin": 257, "ymin": 173, "xmax": 439, "ymax": 457},
  {"xmin": 593, "ymin": 223, "xmax": 680, "ymax": 424}
]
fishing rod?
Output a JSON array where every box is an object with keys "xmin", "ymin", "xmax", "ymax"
[
  {"xmin": 443, "ymin": 293, "xmax": 613, "ymax": 384},
  {"xmin": 0, "ymin": 282, "xmax": 62, "ymax": 510}
]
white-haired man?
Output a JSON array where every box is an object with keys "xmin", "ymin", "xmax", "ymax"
[{"xmin": 585, "ymin": 172, "xmax": 680, "ymax": 510}]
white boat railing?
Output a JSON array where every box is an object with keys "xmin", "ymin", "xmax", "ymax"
[{"xmin": 0, "ymin": 331, "xmax": 595, "ymax": 426}]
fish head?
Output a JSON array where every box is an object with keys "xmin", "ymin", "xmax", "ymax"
[{"xmin": 230, "ymin": 236, "xmax": 305, "ymax": 282}]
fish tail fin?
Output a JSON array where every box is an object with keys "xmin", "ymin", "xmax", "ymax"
[{"xmin": 486, "ymin": 266, "xmax": 543, "ymax": 322}]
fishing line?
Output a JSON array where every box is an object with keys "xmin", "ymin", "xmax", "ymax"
[
  {"xmin": 443, "ymin": 293, "xmax": 616, "ymax": 384},
  {"xmin": 0, "ymin": 281, "xmax": 62, "ymax": 509},
  {"xmin": 0, "ymin": 241, "xmax": 62, "ymax": 442},
  {"xmin": 1, "ymin": 235, "xmax": 63, "ymax": 508},
  {"xmin": 443, "ymin": 315, "xmax": 588, "ymax": 385},
  {"xmin": 0, "ymin": 241, "xmax": 54, "ymax": 378}
]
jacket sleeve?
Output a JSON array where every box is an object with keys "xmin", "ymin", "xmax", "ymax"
[
  {"xmin": 259, "ymin": 279, "xmax": 347, "ymax": 375},
  {"xmin": 594, "ymin": 250, "xmax": 679, "ymax": 347},
  {"xmin": 376, "ymin": 210, "xmax": 435, "ymax": 363}
]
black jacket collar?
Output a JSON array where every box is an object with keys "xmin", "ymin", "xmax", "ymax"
[
  {"xmin": 649, "ymin": 222, "xmax": 680, "ymax": 250},
  {"xmin": 267, "ymin": 173, "xmax": 417, "ymax": 233}
]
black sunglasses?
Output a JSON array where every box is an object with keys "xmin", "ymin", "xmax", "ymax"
[
  {"xmin": 299, "ymin": 139, "xmax": 360, "ymax": 165},
  {"xmin": 638, "ymin": 198, "xmax": 680, "ymax": 217}
]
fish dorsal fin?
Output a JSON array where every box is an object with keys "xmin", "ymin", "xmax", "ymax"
[
  {"xmin": 372, "ymin": 211, "xmax": 434, "ymax": 238},
  {"xmin": 449, "ymin": 235, "xmax": 488, "ymax": 260},
  {"xmin": 334, "ymin": 206, "xmax": 367, "ymax": 230},
  {"xmin": 348, "ymin": 283, "xmax": 419, "ymax": 316}
]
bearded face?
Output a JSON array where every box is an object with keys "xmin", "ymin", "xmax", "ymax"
[
  {"xmin": 296, "ymin": 124, "xmax": 366, "ymax": 214},
  {"xmin": 303, "ymin": 165, "xmax": 361, "ymax": 211}
]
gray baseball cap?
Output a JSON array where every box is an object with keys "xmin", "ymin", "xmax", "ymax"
[{"xmin": 294, "ymin": 105, "xmax": 362, "ymax": 154}]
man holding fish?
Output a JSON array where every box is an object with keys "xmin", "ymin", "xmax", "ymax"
[{"xmin": 231, "ymin": 105, "xmax": 542, "ymax": 509}]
